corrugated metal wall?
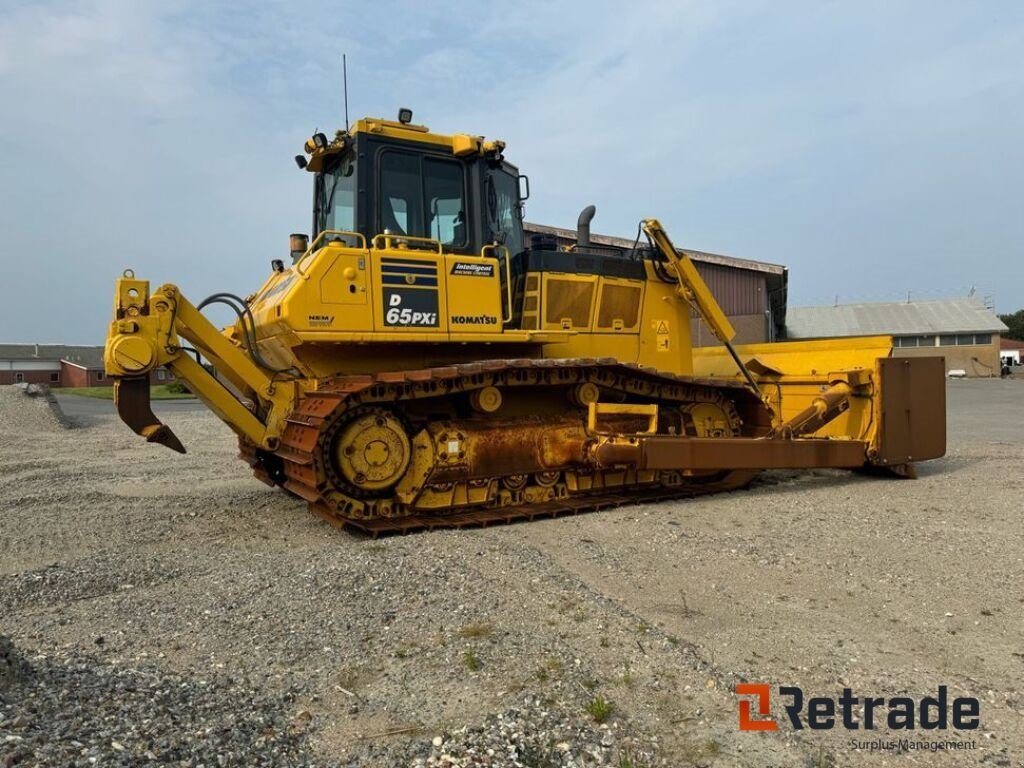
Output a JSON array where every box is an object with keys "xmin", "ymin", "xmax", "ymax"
[{"xmin": 694, "ymin": 263, "xmax": 767, "ymax": 316}]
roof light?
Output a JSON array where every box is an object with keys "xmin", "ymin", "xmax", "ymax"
[{"xmin": 397, "ymin": 107, "xmax": 413, "ymax": 124}]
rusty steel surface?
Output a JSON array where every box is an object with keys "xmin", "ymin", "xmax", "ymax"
[
  {"xmin": 425, "ymin": 413, "xmax": 651, "ymax": 484},
  {"xmin": 876, "ymin": 357, "xmax": 946, "ymax": 465},
  {"xmin": 424, "ymin": 415, "xmax": 589, "ymax": 484},
  {"xmin": 595, "ymin": 435, "xmax": 868, "ymax": 471}
]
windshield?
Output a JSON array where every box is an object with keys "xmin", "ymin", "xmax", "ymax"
[{"xmin": 314, "ymin": 153, "xmax": 356, "ymax": 238}]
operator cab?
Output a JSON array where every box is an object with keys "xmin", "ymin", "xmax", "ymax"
[{"xmin": 303, "ymin": 111, "xmax": 525, "ymax": 260}]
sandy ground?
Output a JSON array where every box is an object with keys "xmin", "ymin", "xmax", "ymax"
[{"xmin": 1, "ymin": 380, "xmax": 1022, "ymax": 766}]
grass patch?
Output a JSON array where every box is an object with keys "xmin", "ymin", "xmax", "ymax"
[
  {"xmin": 586, "ymin": 696, "xmax": 615, "ymax": 723},
  {"xmin": 458, "ymin": 623, "xmax": 494, "ymax": 639},
  {"xmin": 676, "ymin": 738, "xmax": 722, "ymax": 765},
  {"xmin": 61, "ymin": 384, "xmax": 195, "ymax": 400},
  {"xmin": 462, "ymin": 649, "xmax": 481, "ymax": 672},
  {"xmin": 393, "ymin": 644, "xmax": 416, "ymax": 659}
]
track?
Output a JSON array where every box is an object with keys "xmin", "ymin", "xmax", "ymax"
[
  {"xmin": 239, "ymin": 357, "xmax": 771, "ymax": 536},
  {"xmin": 308, "ymin": 475, "xmax": 756, "ymax": 536}
]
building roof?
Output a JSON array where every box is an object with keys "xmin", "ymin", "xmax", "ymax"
[
  {"xmin": 60, "ymin": 349, "xmax": 106, "ymax": 369},
  {"xmin": 785, "ymin": 298, "xmax": 1008, "ymax": 340},
  {"xmin": 0, "ymin": 344, "xmax": 105, "ymax": 368},
  {"xmin": 1000, "ymin": 337, "xmax": 1024, "ymax": 351},
  {"xmin": 523, "ymin": 222, "xmax": 786, "ymax": 276}
]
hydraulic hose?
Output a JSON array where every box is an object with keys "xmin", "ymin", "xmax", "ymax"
[{"xmin": 197, "ymin": 292, "xmax": 296, "ymax": 375}]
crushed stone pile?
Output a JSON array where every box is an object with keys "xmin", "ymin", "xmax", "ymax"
[{"xmin": 0, "ymin": 385, "xmax": 66, "ymax": 438}]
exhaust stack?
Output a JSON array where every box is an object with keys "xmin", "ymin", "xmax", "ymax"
[{"xmin": 576, "ymin": 205, "xmax": 596, "ymax": 249}]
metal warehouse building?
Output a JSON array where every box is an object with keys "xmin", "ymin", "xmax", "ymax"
[
  {"xmin": 524, "ymin": 223, "xmax": 788, "ymax": 345},
  {"xmin": 786, "ymin": 298, "xmax": 1008, "ymax": 377}
]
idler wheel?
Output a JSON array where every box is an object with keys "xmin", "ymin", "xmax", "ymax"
[{"xmin": 332, "ymin": 408, "xmax": 411, "ymax": 496}]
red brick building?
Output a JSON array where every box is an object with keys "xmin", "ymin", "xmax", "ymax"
[{"xmin": 0, "ymin": 344, "xmax": 174, "ymax": 387}]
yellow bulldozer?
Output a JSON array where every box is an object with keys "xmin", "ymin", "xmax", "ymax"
[{"xmin": 104, "ymin": 110, "xmax": 945, "ymax": 533}]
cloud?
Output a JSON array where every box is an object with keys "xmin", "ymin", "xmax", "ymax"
[{"xmin": 1, "ymin": 0, "xmax": 1021, "ymax": 345}]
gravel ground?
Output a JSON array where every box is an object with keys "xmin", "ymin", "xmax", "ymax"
[{"xmin": 1, "ymin": 381, "xmax": 1022, "ymax": 766}]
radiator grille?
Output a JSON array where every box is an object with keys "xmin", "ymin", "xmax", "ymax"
[
  {"xmin": 597, "ymin": 284, "xmax": 641, "ymax": 329},
  {"xmin": 545, "ymin": 279, "xmax": 595, "ymax": 328}
]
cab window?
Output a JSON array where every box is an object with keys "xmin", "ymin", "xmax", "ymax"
[
  {"xmin": 487, "ymin": 170, "xmax": 524, "ymax": 256},
  {"xmin": 315, "ymin": 153, "xmax": 356, "ymax": 236},
  {"xmin": 379, "ymin": 152, "xmax": 467, "ymax": 248}
]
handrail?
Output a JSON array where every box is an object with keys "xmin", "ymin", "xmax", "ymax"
[
  {"xmin": 482, "ymin": 243, "xmax": 513, "ymax": 325},
  {"xmin": 372, "ymin": 233, "xmax": 443, "ymax": 253},
  {"xmin": 296, "ymin": 230, "xmax": 367, "ymax": 276}
]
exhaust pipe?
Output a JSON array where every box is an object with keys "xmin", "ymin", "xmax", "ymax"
[{"xmin": 577, "ymin": 205, "xmax": 596, "ymax": 249}]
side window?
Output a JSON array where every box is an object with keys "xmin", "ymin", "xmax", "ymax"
[
  {"xmin": 380, "ymin": 153, "xmax": 423, "ymax": 237},
  {"xmin": 487, "ymin": 170, "xmax": 524, "ymax": 256},
  {"xmin": 424, "ymin": 158, "xmax": 466, "ymax": 247}
]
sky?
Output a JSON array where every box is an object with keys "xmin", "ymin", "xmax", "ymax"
[{"xmin": 1, "ymin": 0, "xmax": 1022, "ymax": 343}]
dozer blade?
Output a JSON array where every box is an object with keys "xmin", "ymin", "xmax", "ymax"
[{"xmin": 114, "ymin": 377, "xmax": 186, "ymax": 454}]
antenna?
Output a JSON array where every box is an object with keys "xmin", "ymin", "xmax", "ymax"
[{"xmin": 343, "ymin": 53, "xmax": 350, "ymax": 129}]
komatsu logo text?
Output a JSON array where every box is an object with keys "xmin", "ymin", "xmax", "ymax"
[{"xmin": 450, "ymin": 314, "xmax": 499, "ymax": 326}]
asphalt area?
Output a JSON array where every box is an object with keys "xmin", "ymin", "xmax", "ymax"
[
  {"xmin": 1, "ymin": 379, "xmax": 1021, "ymax": 767},
  {"xmin": 53, "ymin": 393, "xmax": 207, "ymax": 419}
]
